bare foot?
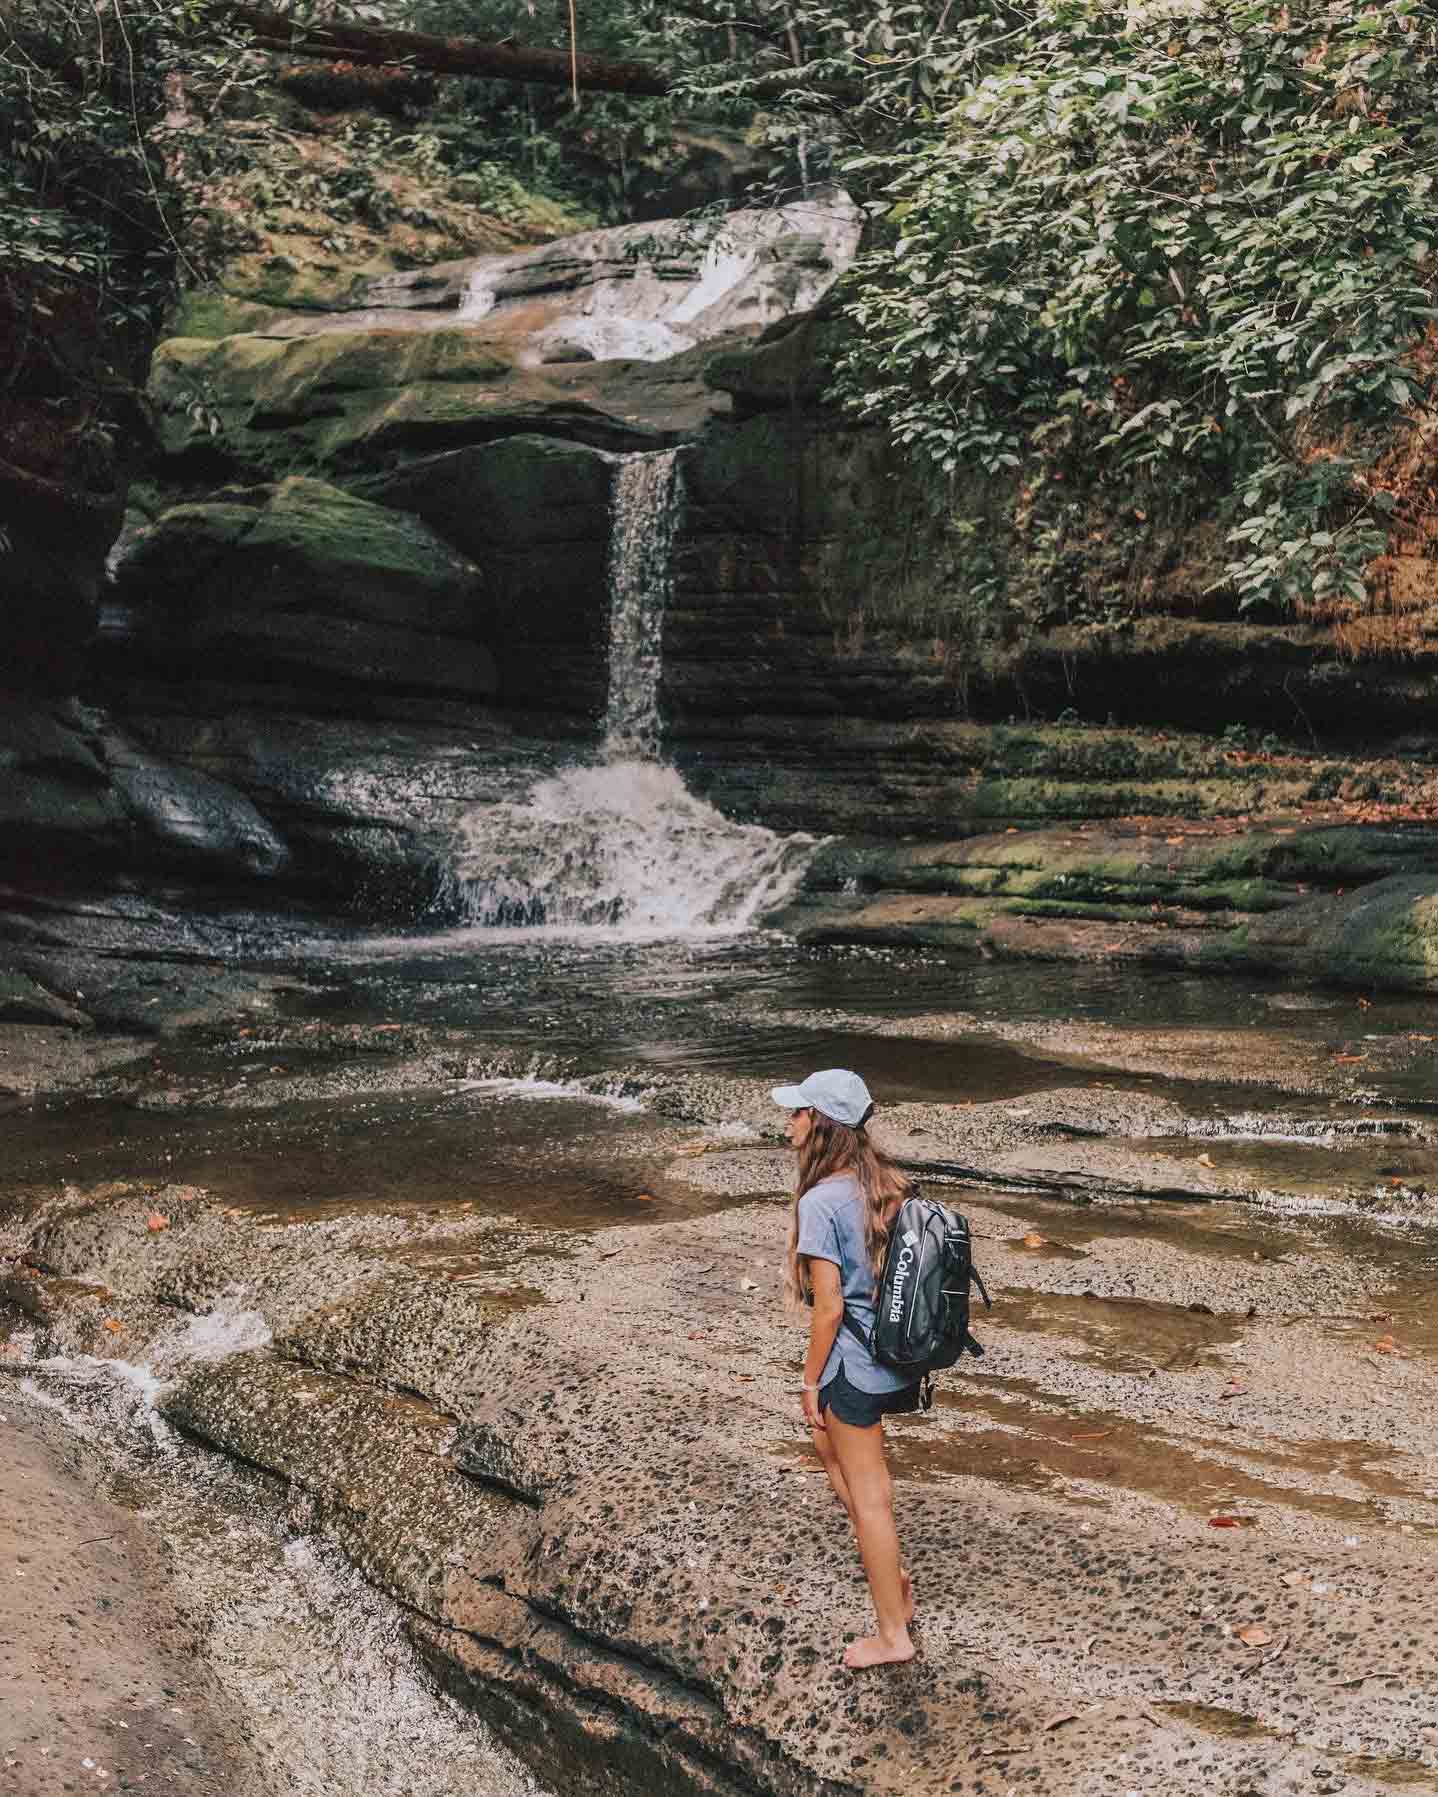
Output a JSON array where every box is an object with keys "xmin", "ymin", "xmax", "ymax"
[
  {"xmin": 843, "ymin": 1630, "xmax": 916, "ymax": 1670},
  {"xmin": 900, "ymin": 1567, "xmax": 915, "ymax": 1625}
]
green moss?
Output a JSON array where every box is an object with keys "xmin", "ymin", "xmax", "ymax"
[
  {"xmin": 149, "ymin": 328, "xmax": 523, "ymax": 478},
  {"xmin": 1003, "ymin": 897, "xmax": 1155, "ymax": 923},
  {"xmin": 167, "ymin": 293, "xmax": 286, "ymax": 340}
]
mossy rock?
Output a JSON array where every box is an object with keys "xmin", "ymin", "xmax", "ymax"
[
  {"xmin": 114, "ymin": 476, "xmax": 496, "ymax": 699},
  {"xmin": 355, "ymin": 434, "xmax": 617, "ymax": 557},
  {"xmin": 705, "ymin": 308, "xmax": 848, "ymax": 411},
  {"xmin": 149, "ymin": 327, "xmax": 649, "ymax": 478},
  {"xmin": 1246, "ymin": 874, "xmax": 1438, "ymax": 986},
  {"xmin": 166, "ymin": 293, "xmax": 287, "ymax": 340}
]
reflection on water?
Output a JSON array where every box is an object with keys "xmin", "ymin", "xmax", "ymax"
[{"xmin": 6, "ymin": 923, "xmax": 1438, "ymax": 1225}]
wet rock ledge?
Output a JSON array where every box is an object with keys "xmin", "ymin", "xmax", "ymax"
[{"xmin": 5, "ymin": 1148, "xmax": 1438, "ymax": 1797}]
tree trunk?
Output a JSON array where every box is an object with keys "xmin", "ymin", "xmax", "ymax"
[
  {"xmin": 218, "ymin": 4, "xmax": 859, "ymax": 103},
  {"xmin": 222, "ymin": 4, "xmax": 671, "ymax": 97}
]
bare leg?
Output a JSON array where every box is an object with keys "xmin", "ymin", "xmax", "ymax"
[
  {"xmin": 827, "ymin": 1414, "xmax": 916, "ymax": 1668},
  {"xmin": 809, "ymin": 1422, "xmax": 855, "ymax": 1519},
  {"xmin": 811, "ymin": 1420, "xmax": 914, "ymax": 1622}
]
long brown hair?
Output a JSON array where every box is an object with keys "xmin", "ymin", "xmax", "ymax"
[{"xmin": 784, "ymin": 1110, "xmax": 913, "ymax": 1304}]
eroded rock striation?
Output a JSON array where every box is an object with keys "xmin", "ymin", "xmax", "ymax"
[{"xmin": 5, "ymin": 1130, "xmax": 1438, "ymax": 1797}]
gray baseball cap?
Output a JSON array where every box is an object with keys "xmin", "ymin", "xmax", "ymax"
[{"xmin": 771, "ymin": 1068, "xmax": 874, "ymax": 1127}]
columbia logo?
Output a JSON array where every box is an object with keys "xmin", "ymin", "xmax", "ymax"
[{"xmin": 902, "ymin": 1228, "xmax": 920, "ymax": 1247}]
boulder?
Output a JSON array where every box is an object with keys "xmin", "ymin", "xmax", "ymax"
[
  {"xmin": 356, "ymin": 189, "xmax": 862, "ymax": 365},
  {"xmin": 0, "ymin": 697, "xmax": 294, "ymax": 890},
  {"xmin": 103, "ymin": 740, "xmax": 290, "ymax": 880},
  {"xmin": 356, "ymin": 434, "xmax": 616, "ymax": 714},
  {"xmin": 1245, "ymin": 873, "xmax": 1438, "ymax": 988},
  {"xmin": 148, "ymin": 328, "xmax": 659, "ymax": 480},
  {"xmin": 705, "ymin": 306, "xmax": 848, "ymax": 413},
  {"xmin": 355, "ymin": 433, "xmax": 617, "ymax": 555},
  {"xmin": 0, "ymin": 699, "xmax": 128, "ymax": 876},
  {"xmin": 114, "ymin": 477, "xmax": 498, "ymax": 700}
]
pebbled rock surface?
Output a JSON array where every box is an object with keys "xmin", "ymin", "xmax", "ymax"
[{"xmin": 5, "ymin": 1068, "xmax": 1438, "ymax": 1797}]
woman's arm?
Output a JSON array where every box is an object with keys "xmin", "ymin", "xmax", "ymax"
[{"xmin": 801, "ymin": 1257, "xmax": 845, "ymax": 1433}]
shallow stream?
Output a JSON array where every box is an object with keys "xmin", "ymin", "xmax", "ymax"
[{"xmin": 6, "ymin": 917, "xmax": 1438, "ymax": 1795}]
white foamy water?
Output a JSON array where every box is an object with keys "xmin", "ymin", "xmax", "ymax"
[
  {"xmin": 441, "ymin": 449, "xmax": 819, "ymax": 935},
  {"xmin": 460, "ymin": 1074, "xmax": 648, "ymax": 1113},
  {"xmin": 445, "ymin": 759, "xmax": 815, "ymax": 934},
  {"xmin": 11, "ymin": 1306, "xmax": 547, "ymax": 1797}
]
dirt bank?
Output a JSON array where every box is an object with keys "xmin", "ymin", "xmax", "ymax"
[{"xmin": 0, "ymin": 1416, "xmax": 258, "ymax": 1797}]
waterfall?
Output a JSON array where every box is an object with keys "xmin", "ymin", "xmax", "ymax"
[
  {"xmin": 441, "ymin": 452, "xmax": 817, "ymax": 935},
  {"xmin": 601, "ymin": 451, "xmax": 677, "ymax": 761}
]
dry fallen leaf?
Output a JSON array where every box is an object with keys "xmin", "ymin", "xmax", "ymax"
[
  {"xmin": 734, "ymin": 1374, "xmax": 755, "ymax": 1382},
  {"xmin": 1236, "ymin": 1624, "xmax": 1273, "ymax": 1647},
  {"xmin": 102, "ymin": 1318, "xmax": 123, "ymax": 1333},
  {"xmin": 1279, "ymin": 1570, "xmax": 1310, "ymax": 1589},
  {"xmin": 1209, "ymin": 1515, "xmax": 1257, "ymax": 1529},
  {"xmin": 1333, "ymin": 1054, "xmax": 1367, "ymax": 1064},
  {"xmin": 1021, "ymin": 1231, "xmax": 1048, "ymax": 1249},
  {"xmin": 1196, "ymin": 1152, "xmax": 1215, "ymax": 1169},
  {"xmin": 632, "ymin": 1192, "xmax": 658, "ymax": 1203},
  {"xmin": 146, "ymin": 1212, "xmax": 169, "ymax": 1232},
  {"xmin": 1165, "ymin": 835, "xmax": 1185, "ymax": 845}
]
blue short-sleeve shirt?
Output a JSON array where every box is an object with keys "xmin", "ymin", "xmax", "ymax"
[{"xmin": 796, "ymin": 1173, "xmax": 911, "ymax": 1394}]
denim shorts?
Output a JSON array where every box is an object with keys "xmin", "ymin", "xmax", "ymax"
[{"xmin": 818, "ymin": 1362, "xmax": 922, "ymax": 1428}]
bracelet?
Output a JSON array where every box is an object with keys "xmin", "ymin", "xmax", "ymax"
[{"xmin": 800, "ymin": 1382, "xmax": 820, "ymax": 1392}]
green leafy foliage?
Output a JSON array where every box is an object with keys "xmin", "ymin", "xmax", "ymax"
[
  {"xmin": 0, "ymin": 0, "xmax": 267, "ymax": 437},
  {"xmin": 815, "ymin": 0, "xmax": 1438, "ymax": 612}
]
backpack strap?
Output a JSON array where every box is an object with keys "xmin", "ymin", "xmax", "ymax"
[
  {"xmin": 972, "ymin": 1267, "xmax": 993, "ymax": 1310},
  {"xmin": 840, "ymin": 1307, "xmax": 870, "ymax": 1350}
]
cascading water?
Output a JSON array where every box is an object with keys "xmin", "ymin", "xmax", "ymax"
[
  {"xmin": 11, "ymin": 1304, "xmax": 546, "ymax": 1797},
  {"xmin": 600, "ymin": 449, "xmax": 672, "ymax": 761},
  {"xmin": 443, "ymin": 451, "xmax": 817, "ymax": 935}
]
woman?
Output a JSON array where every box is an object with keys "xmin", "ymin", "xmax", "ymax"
[{"xmin": 774, "ymin": 1067, "xmax": 919, "ymax": 1670}]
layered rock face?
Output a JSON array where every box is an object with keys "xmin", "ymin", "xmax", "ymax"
[
  {"xmin": 10, "ymin": 171, "xmax": 1438, "ymax": 973},
  {"xmin": 662, "ymin": 312, "xmax": 1438, "ymax": 838},
  {"xmin": 3, "ymin": 194, "xmax": 861, "ymax": 911}
]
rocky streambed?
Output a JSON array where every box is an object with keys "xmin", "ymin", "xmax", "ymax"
[{"xmin": 4, "ymin": 929, "xmax": 1438, "ymax": 1796}]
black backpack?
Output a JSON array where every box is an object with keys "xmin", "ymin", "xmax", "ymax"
[{"xmin": 843, "ymin": 1193, "xmax": 991, "ymax": 1409}]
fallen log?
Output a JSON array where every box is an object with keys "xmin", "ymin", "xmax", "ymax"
[
  {"xmin": 219, "ymin": 4, "xmax": 859, "ymax": 103},
  {"xmin": 223, "ymin": 4, "xmax": 670, "ymax": 96}
]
